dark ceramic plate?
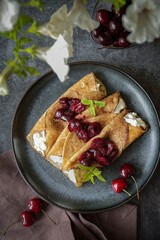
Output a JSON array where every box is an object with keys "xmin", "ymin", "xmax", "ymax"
[{"xmin": 12, "ymin": 62, "xmax": 160, "ymax": 213}]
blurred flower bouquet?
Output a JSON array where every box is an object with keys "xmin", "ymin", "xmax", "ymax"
[{"xmin": 0, "ymin": 0, "xmax": 160, "ymax": 96}]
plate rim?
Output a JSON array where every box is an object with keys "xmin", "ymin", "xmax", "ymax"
[{"xmin": 12, "ymin": 61, "xmax": 160, "ymax": 213}]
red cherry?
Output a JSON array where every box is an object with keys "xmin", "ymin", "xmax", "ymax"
[
  {"xmin": 28, "ymin": 198, "xmax": 43, "ymax": 213},
  {"xmin": 21, "ymin": 211, "xmax": 35, "ymax": 227},
  {"xmin": 118, "ymin": 31, "xmax": 130, "ymax": 47},
  {"xmin": 96, "ymin": 9, "xmax": 112, "ymax": 24},
  {"xmin": 91, "ymin": 138, "xmax": 105, "ymax": 149},
  {"xmin": 68, "ymin": 119, "xmax": 82, "ymax": 132},
  {"xmin": 120, "ymin": 163, "xmax": 136, "ymax": 179},
  {"xmin": 79, "ymin": 151, "xmax": 93, "ymax": 166},
  {"xmin": 108, "ymin": 18, "xmax": 123, "ymax": 35},
  {"xmin": 79, "ymin": 151, "xmax": 93, "ymax": 162},
  {"xmin": 68, "ymin": 98, "xmax": 81, "ymax": 106},
  {"xmin": 120, "ymin": 163, "xmax": 139, "ymax": 199},
  {"xmin": 91, "ymin": 24, "xmax": 107, "ymax": 38},
  {"xmin": 111, "ymin": 4, "xmax": 127, "ymax": 18},
  {"xmin": 59, "ymin": 97, "xmax": 69, "ymax": 108},
  {"xmin": 105, "ymin": 140, "xmax": 114, "ymax": 155},
  {"xmin": 96, "ymin": 156, "xmax": 111, "ymax": 166},
  {"xmin": 98, "ymin": 32, "xmax": 115, "ymax": 46},
  {"xmin": 70, "ymin": 102, "xmax": 86, "ymax": 114},
  {"xmin": 87, "ymin": 122, "xmax": 102, "ymax": 138},
  {"xmin": 77, "ymin": 129, "xmax": 89, "ymax": 142},
  {"xmin": 79, "ymin": 158, "xmax": 92, "ymax": 166},
  {"xmin": 112, "ymin": 178, "xmax": 128, "ymax": 193},
  {"xmin": 89, "ymin": 149, "xmax": 102, "ymax": 158}
]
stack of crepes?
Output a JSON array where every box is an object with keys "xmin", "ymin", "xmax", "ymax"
[{"xmin": 27, "ymin": 73, "xmax": 148, "ymax": 187}]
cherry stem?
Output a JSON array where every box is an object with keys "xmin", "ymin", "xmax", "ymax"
[
  {"xmin": 131, "ymin": 175, "xmax": 139, "ymax": 200},
  {"xmin": 122, "ymin": 189, "xmax": 131, "ymax": 196},
  {"xmin": 98, "ymin": 43, "xmax": 113, "ymax": 50},
  {"xmin": 41, "ymin": 209, "xmax": 56, "ymax": 225},
  {"xmin": 4, "ymin": 219, "xmax": 21, "ymax": 236}
]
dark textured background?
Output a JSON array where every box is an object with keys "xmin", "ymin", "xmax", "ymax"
[{"xmin": 0, "ymin": 1, "xmax": 160, "ymax": 239}]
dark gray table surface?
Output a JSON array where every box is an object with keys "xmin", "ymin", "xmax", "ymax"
[{"xmin": 0, "ymin": 1, "xmax": 160, "ymax": 239}]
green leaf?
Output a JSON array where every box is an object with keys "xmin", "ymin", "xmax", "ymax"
[
  {"xmin": 0, "ymin": 30, "xmax": 17, "ymax": 40},
  {"xmin": 78, "ymin": 164, "xmax": 106, "ymax": 184},
  {"xmin": 81, "ymin": 98, "xmax": 92, "ymax": 105},
  {"xmin": 82, "ymin": 0, "xmax": 87, "ymax": 4},
  {"xmin": 82, "ymin": 172, "xmax": 93, "ymax": 182},
  {"xmin": 90, "ymin": 101, "xmax": 96, "ymax": 116},
  {"xmin": 94, "ymin": 100, "xmax": 106, "ymax": 108},
  {"xmin": 19, "ymin": 44, "xmax": 37, "ymax": 58},
  {"xmin": 24, "ymin": 66, "xmax": 39, "ymax": 76},
  {"xmin": 19, "ymin": 37, "xmax": 32, "ymax": 46},
  {"xmin": 77, "ymin": 164, "xmax": 94, "ymax": 171},
  {"xmin": 26, "ymin": 20, "xmax": 41, "ymax": 36},
  {"xmin": 108, "ymin": 0, "xmax": 127, "ymax": 11},
  {"xmin": 15, "ymin": 15, "xmax": 33, "ymax": 30},
  {"xmin": 90, "ymin": 175, "xmax": 95, "ymax": 184},
  {"xmin": 96, "ymin": 173, "xmax": 106, "ymax": 182},
  {"xmin": 19, "ymin": 0, "xmax": 45, "ymax": 12}
]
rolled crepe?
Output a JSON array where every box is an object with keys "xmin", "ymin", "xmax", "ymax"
[
  {"xmin": 27, "ymin": 72, "xmax": 106, "ymax": 157},
  {"xmin": 62, "ymin": 109, "xmax": 148, "ymax": 172}
]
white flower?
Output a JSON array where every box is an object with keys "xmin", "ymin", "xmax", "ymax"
[
  {"xmin": 0, "ymin": 65, "xmax": 13, "ymax": 96},
  {"xmin": 37, "ymin": 0, "xmax": 99, "ymax": 39},
  {"xmin": 0, "ymin": 0, "xmax": 20, "ymax": 32},
  {"xmin": 122, "ymin": 0, "xmax": 160, "ymax": 44},
  {"xmin": 35, "ymin": 28, "xmax": 73, "ymax": 82}
]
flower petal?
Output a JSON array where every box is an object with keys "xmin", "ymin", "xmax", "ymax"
[
  {"xmin": 0, "ymin": 0, "xmax": 20, "ymax": 32},
  {"xmin": 122, "ymin": 0, "xmax": 160, "ymax": 44},
  {"xmin": 37, "ymin": 4, "xmax": 69, "ymax": 39},
  {"xmin": 68, "ymin": 0, "xmax": 99, "ymax": 32},
  {"xmin": 36, "ymin": 28, "xmax": 73, "ymax": 82},
  {"xmin": 0, "ymin": 65, "xmax": 13, "ymax": 96}
]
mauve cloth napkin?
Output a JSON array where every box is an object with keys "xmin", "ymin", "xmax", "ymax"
[{"xmin": 0, "ymin": 150, "xmax": 137, "ymax": 240}]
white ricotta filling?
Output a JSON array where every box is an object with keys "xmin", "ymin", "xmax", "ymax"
[
  {"xmin": 48, "ymin": 155, "xmax": 63, "ymax": 169},
  {"xmin": 32, "ymin": 131, "xmax": 47, "ymax": 156},
  {"xmin": 95, "ymin": 82, "xmax": 101, "ymax": 91},
  {"xmin": 63, "ymin": 169, "xmax": 77, "ymax": 184},
  {"xmin": 48, "ymin": 155, "xmax": 77, "ymax": 184},
  {"xmin": 114, "ymin": 97, "xmax": 126, "ymax": 114},
  {"xmin": 124, "ymin": 112, "xmax": 147, "ymax": 129}
]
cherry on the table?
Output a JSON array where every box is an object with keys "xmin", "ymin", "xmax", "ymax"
[
  {"xmin": 112, "ymin": 177, "xmax": 131, "ymax": 196},
  {"xmin": 120, "ymin": 163, "xmax": 139, "ymax": 200}
]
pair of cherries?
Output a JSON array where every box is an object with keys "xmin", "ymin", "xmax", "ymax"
[
  {"xmin": 4, "ymin": 198, "xmax": 55, "ymax": 235},
  {"xmin": 112, "ymin": 163, "xmax": 139, "ymax": 199}
]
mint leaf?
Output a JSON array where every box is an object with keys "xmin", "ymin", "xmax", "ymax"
[
  {"xmin": 94, "ymin": 100, "xmax": 106, "ymax": 108},
  {"xmin": 82, "ymin": 172, "xmax": 93, "ymax": 182},
  {"xmin": 96, "ymin": 173, "xmax": 106, "ymax": 182},
  {"xmin": 90, "ymin": 175, "xmax": 95, "ymax": 184},
  {"xmin": 77, "ymin": 164, "xmax": 94, "ymax": 171},
  {"xmin": 81, "ymin": 98, "xmax": 106, "ymax": 116},
  {"xmin": 78, "ymin": 164, "xmax": 106, "ymax": 184},
  {"xmin": 90, "ymin": 101, "xmax": 96, "ymax": 116},
  {"xmin": 81, "ymin": 98, "xmax": 92, "ymax": 105}
]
